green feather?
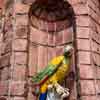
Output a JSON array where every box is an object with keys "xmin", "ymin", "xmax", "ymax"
[{"xmin": 32, "ymin": 64, "xmax": 57, "ymax": 84}]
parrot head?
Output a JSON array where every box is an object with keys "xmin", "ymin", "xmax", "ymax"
[{"xmin": 64, "ymin": 45, "xmax": 73, "ymax": 57}]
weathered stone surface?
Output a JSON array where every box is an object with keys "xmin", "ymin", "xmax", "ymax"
[
  {"xmin": 37, "ymin": 46, "xmax": 48, "ymax": 72},
  {"xmin": 76, "ymin": 16, "xmax": 90, "ymax": 27},
  {"xmin": 77, "ymin": 39, "xmax": 90, "ymax": 50},
  {"xmin": 27, "ymin": 87, "xmax": 37, "ymax": 100},
  {"xmin": 73, "ymin": 3, "xmax": 88, "ymax": 15},
  {"xmin": 13, "ymin": 39, "xmax": 27, "ymax": 51},
  {"xmin": 10, "ymin": 81, "xmax": 26, "ymax": 96},
  {"xmin": 91, "ymin": 40, "xmax": 100, "ymax": 54},
  {"xmin": 12, "ymin": 65, "xmax": 26, "ymax": 81},
  {"xmin": 16, "ymin": 15, "xmax": 28, "ymax": 26},
  {"xmin": 14, "ymin": 52, "xmax": 27, "ymax": 65},
  {"xmin": 77, "ymin": 51, "xmax": 91, "ymax": 64},
  {"xmin": 0, "ymin": 81, "xmax": 8, "ymax": 96},
  {"xmin": 79, "ymin": 65, "xmax": 95, "ymax": 79},
  {"xmin": 81, "ymin": 96, "xmax": 97, "ymax": 100},
  {"xmin": 80, "ymin": 80, "xmax": 95, "ymax": 95},
  {"xmin": 15, "ymin": 3, "xmax": 29, "ymax": 14},
  {"xmin": 76, "ymin": 27, "xmax": 89, "ymax": 39},
  {"xmin": 96, "ymin": 66, "xmax": 100, "ymax": 79},
  {"xmin": 30, "ymin": 27, "xmax": 48, "ymax": 45},
  {"xmin": 1, "ymin": 67, "xmax": 9, "ymax": 80},
  {"xmin": 15, "ymin": 25, "xmax": 28, "ymax": 38},
  {"xmin": 29, "ymin": 45, "xmax": 38, "ymax": 76},
  {"xmin": 67, "ymin": 0, "xmax": 87, "ymax": 5},
  {"xmin": 0, "ymin": 53, "xmax": 11, "ymax": 67},
  {"xmin": 13, "ymin": 97, "xmax": 25, "ymax": 100},
  {"xmin": 92, "ymin": 53, "xmax": 100, "ymax": 67}
]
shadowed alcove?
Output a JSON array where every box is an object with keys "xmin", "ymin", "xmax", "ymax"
[{"xmin": 28, "ymin": 0, "xmax": 76, "ymax": 99}]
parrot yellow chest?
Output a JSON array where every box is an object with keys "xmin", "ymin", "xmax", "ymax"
[
  {"xmin": 40, "ymin": 56, "xmax": 71, "ymax": 93},
  {"xmin": 49, "ymin": 56, "xmax": 70, "ymax": 83}
]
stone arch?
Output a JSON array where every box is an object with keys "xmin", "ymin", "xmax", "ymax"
[{"xmin": 28, "ymin": 0, "xmax": 76, "ymax": 99}]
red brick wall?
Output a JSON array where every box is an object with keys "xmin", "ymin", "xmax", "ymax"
[{"xmin": 0, "ymin": 0, "xmax": 100, "ymax": 100}]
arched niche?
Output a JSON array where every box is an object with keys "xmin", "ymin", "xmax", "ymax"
[{"xmin": 28, "ymin": 0, "xmax": 76, "ymax": 99}]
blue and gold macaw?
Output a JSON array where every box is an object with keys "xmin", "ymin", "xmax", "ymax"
[{"xmin": 31, "ymin": 45, "xmax": 73, "ymax": 100}]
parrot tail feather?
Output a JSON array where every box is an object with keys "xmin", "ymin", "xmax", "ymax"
[{"xmin": 39, "ymin": 92, "xmax": 47, "ymax": 100}]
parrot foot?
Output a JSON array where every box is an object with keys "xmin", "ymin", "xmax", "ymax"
[
  {"xmin": 48, "ymin": 84, "xmax": 53, "ymax": 90},
  {"xmin": 54, "ymin": 83, "xmax": 70, "ymax": 98},
  {"xmin": 61, "ymin": 90, "xmax": 69, "ymax": 99}
]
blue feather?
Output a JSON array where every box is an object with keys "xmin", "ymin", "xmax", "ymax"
[{"xmin": 39, "ymin": 92, "xmax": 47, "ymax": 100}]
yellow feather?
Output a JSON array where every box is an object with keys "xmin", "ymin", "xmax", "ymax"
[{"xmin": 40, "ymin": 56, "xmax": 70, "ymax": 93}]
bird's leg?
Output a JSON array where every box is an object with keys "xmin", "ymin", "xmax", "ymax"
[
  {"xmin": 47, "ymin": 84, "xmax": 54, "ymax": 90},
  {"xmin": 54, "ymin": 83, "xmax": 70, "ymax": 98}
]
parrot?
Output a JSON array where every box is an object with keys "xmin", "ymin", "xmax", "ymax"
[{"xmin": 31, "ymin": 45, "xmax": 73, "ymax": 100}]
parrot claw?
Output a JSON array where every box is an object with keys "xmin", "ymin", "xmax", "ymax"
[
  {"xmin": 48, "ymin": 84, "xmax": 53, "ymax": 90},
  {"xmin": 61, "ymin": 92, "xmax": 69, "ymax": 99},
  {"xmin": 54, "ymin": 83, "xmax": 70, "ymax": 98}
]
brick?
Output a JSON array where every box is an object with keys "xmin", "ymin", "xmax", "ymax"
[
  {"xmin": 16, "ymin": 15, "xmax": 28, "ymax": 26},
  {"xmin": 97, "ymin": 80, "xmax": 100, "ymax": 95},
  {"xmin": 3, "ymin": 32, "xmax": 13, "ymax": 42},
  {"xmin": 12, "ymin": 65, "xmax": 26, "ymax": 81},
  {"xmin": 0, "ymin": 53, "xmax": 11, "ymax": 67},
  {"xmin": 77, "ymin": 39, "xmax": 90, "ymax": 50},
  {"xmin": 81, "ymin": 96, "xmax": 97, "ymax": 100},
  {"xmin": 55, "ymin": 19, "xmax": 71, "ymax": 32},
  {"xmin": 55, "ymin": 32, "xmax": 63, "ymax": 45},
  {"xmin": 55, "ymin": 27, "xmax": 74, "ymax": 45},
  {"xmin": 1, "ymin": 40, "xmax": 12, "ymax": 55},
  {"xmin": 56, "ymin": 46, "xmax": 64, "ymax": 56},
  {"xmin": 27, "ymin": 87, "xmax": 37, "ymax": 100},
  {"xmin": 76, "ymin": 27, "xmax": 89, "ymax": 39},
  {"xmin": 0, "ymin": 96, "xmax": 7, "ymax": 100},
  {"xmin": 0, "ymin": 0, "xmax": 4, "ymax": 8},
  {"xmin": 91, "ymin": 40, "xmax": 100, "ymax": 54},
  {"xmin": 13, "ymin": 52, "xmax": 27, "ymax": 65},
  {"xmin": 48, "ymin": 33, "xmax": 54, "ymax": 46},
  {"xmin": 76, "ymin": 16, "xmax": 90, "ymax": 27},
  {"xmin": 91, "ymin": 31, "xmax": 100, "ymax": 45},
  {"xmin": 3, "ymin": 16, "xmax": 13, "ymax": 33},
  {"xmin": 29, "ymin": 16, "xmax": 40, "ymax": 30},
  {"xmin": 30, "ymin": 27, "xmax": 48, "ymax": 45},
  {"xmin": 15, "ymin": 25, "xmax": 28, "ymax": 38},
  {"xmin": 13, "ymin": 39, "xmax": 27, "ymax": 51},
  {"xmin": 23, "ymin": 0, "xmax": 36, "ymax": 4},
  {"xmin": 13, "ymin": 97, "xmax": 25, "ymax": 100},
  {"xmin": 96, "ymin": 67, "xmax": 100, "ymax": 79},
  {"xmin": 73, "ymin": 3, "xmax": 88, "ymax": 15},
  {"xmin": 15, "ymin": 3, "xmax": 29, "ymax": 14},
  {"xmin": 48, "ymin": 47, "xmax": 56, "ymax": 62},
  {"xmin": 10, "ymin": 81, "xmax": 26, "ymax": 96},
  {"xmin": 79, "ymin": 65, "xmax": 95, "ymax": 79},
  {"xmin": 47, "ymin": 22, "xmax": 55, "ymax": 32},
  {"xmin": 0, "ymin": 33, "xmax": 3, "ymax": 42},
  {"xmin": 89, "ymin": 6, "xmax": 100, "ymax": 25},
  {"xmin": 88, "ymin": 0, "xmax": 100, "ymax": 14},
  {"xmin": 29, "ymin": 45, "xmax": 38, "ymax": 76},
  {"xmin": 1, "ymin": 67, "xmax": 9, "ymax": 80},
  {"xmin": 37, "ymin": 46, "xmax": 48, "ymax": 72},
  {"xmin": 80, "ymin": 80, "xmax": 95, "ymax": 95},
  {"xmin": 0, "ymin": 81, "xmax": 8, "ymax": 96},
  {"xmin": 62, "ymin": 27, "xmax": 73, "ymax": 44},
  {"xmin": 67, "ymin": 0, "xmax": 87, "ymax": 5},
  {"xmin": 92, "ymin": 53, "xmax": 100, "ymax": 67},
  {"xmin": 77, "ymin": 51, "xmax": 91, "ymax": 64}
]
